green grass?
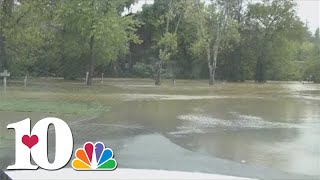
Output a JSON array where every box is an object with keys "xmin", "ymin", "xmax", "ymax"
[
  {"xmin": 0, "ymin": 79, "xmax": 116, "ymax": 116},
  {"xmin": 0, "ymin": 98, "xmax": 109, "ymax": 116},
  {"xmin": 0, "ymin": 82, "xmax": 113, "ymax": 141}
]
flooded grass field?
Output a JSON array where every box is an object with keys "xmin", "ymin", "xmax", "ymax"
[{"xmin": 0, "ymin": 78, "xmax": 319, "ymax": 179}]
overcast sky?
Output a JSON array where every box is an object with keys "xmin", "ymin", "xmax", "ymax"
[{"xmin": 129, "ymin": 0, "xmax": 319, "ymax": 33}]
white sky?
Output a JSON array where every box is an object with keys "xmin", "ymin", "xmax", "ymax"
[
  {"xmin": 128, "ymin": 0, "xmax": 320, "ymax": 33},
  {"xmin": 295, "ymin": 0, "xmax": 319, "ymax": 32}
]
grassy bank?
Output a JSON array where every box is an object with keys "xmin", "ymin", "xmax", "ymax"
[
  {"xmin": 0, "ymin": 81, "xmax": 112, "ymax": 141},
  {"xmin": 0, "ymin": 98, "xmax": 107, "ymax": 116},
  {"xmin": 0, "ymin": 79, "xmax": 113, "ymax": 116}
]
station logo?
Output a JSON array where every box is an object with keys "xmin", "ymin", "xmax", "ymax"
[
  {"xmin": 6, "ymin": 118, "xmax": 117, "ymax": 171},
  {"xmin": 72, "ymin": 142, "xmax": 117, "ymax": 170}
]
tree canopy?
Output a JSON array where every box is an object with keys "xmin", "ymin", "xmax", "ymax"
[{"xmin": 0, "ymin": 0, "xmax": 319, "ymax": 84}]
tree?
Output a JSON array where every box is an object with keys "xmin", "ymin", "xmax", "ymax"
[
  {"xmin": 304, "ymin": 28, "xmax": 320, "ymax": 83},
  {"xmin": 222, "ymin": 0, "xmax": 248, "ymax": 82},
  {"xmin": 248, "ymin": 0, "xmax": 298, "ymax": 82},
  {"xmin": 189, "ymin": 0, "xmax": 238, "ymax": 85},
  {"xmin": 153, "ymin": 0, "xmax": 186, "ymax": 85},
  {"xmin": 315, "ymin": 28, "xmax": 320, "ymax": 42},
  {"xmin": 0, "ymin": 0, "xmax": 315, "ymax": 83},
  {"xmin": 55, "ymin": 0, "xmax": 141, "ymax": 85},
  {"xmin": 0, "ymin": 0, "xmax": 14, "ymax": 71},
  {"xmin": 0, "ymin": 0, "xmax": 59, "ymax": 75}
]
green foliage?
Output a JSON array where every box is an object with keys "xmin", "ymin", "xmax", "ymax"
[
  {"xmin": 158, "ymin": 33, "xmax": 178, "ymax": 62},
  {"xmin": 132, "ymin": 62, "xmax": 154, "ymax": 78},
  {"xmin": 0, "ymin": 0, "xmax": 318, "ymax": 84},
  {"xmin": 189, "ymin": 38, "xmax": 206, "ymax": 59},
  {"xmin": 0, "ymin": 0, "xmax": 140, "ymax": 79},
  {"xmin": 157, "ymin": 33, "xmax": 178, "ymax": 54},
  {"xmin": 267, "ymin": 38, "xmax": 302, "ymax": 80},
  {"xmin": 247, "ymin": 0, "xmax": 306, "ymax": 82},
  {"xmin": 303, "ymin": 30, "xmax": 320, "ymax": 82},
  {"xmin": 54, "ymin": 0, "xmax": 141, "ymax": 64}
]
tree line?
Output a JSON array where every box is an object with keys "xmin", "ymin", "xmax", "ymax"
[{"xmin": 0, "ymin": 0, "xmax": 319, "ymax": 85}]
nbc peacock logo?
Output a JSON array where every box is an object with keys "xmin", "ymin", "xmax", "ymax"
[{"xmin": 72, "ymin": 142, "xmax": 117, "ymax": 171}]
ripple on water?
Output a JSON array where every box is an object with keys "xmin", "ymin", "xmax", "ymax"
[
  {"xmin": 122, "ymin": 94, "xmax": 264, "ymax": 101},
  {"xmin": 290, "ymin": 94, "xmax": 320, "ymax": 101},
  {"xmin": 169, "ymin": 126, "xmax": 205, "ymax": 135},
  {"xmin": 170, "ymin": 114, "xmax": 304, "ymax": 135}
]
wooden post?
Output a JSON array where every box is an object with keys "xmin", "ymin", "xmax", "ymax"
[
  {"xmin": 85, "ymin": 71, "xmax": 89, "ymax": 85},
  {"xmin": 3, "ymin": 76, "xmax": 6, "ymax": 92},
  {"xmin": 24, "ymin": 74, "xmax": 28, "ymax": 88},
  {"xmin": 0, "ymin": 70, "xmax": 10, "ymax": 92},
  {"xmin": 172, "ymin": 79, "xmax": 176, "ymax": 85},
  {"xmin": 101, "ymin": 73, "xmax": 104, "ymax": 84}
]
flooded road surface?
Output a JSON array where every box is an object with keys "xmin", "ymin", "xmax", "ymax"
[{"xmin": 0, "ymin": 79, "xmax": 319, "ymax": 179}]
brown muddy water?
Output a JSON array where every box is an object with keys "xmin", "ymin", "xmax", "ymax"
[{"xmin": 0, "ymin": 79, "xmax": 319, "ymax": 179}]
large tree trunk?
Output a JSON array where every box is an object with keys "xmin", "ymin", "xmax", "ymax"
[
  {"xmin": 255, "ymin": 39, "xmax": 267, "ymax": 83},
  {"xmin": 60, "ymin": 25, "xmax": 69, "ymax": 80},
  {"xmin": 255, "ymin": 43, "xmax": 267, "ymax": 83},
  {"xmin": 0, "ymin": 33, "xmax": 7, "ymax": 71},
  {"xmin": 255, "ymin": 56, "xmax": 266, "ymax": 83},
  {"xmin": 0, "ymin": 0, "xmax": 14, "ymax": 71},
  {"xmin": 87, "ymin": 0, "xmax": 95, "ymax": 86},
  {"xmin": 206, "ymin": 44, "xmax": 215, "ymax": 85},
  {"xmin": 209, "ymin": 66, "xmax": 214, "ymax": 85},
  {"xmin": 155, "ymin": 61, "xmax": 162, "ymax": 85},
  {"xmin": 155, "ymin": 0, "xmax": 174, "ymax": 86},
  {"xmin": 211, "ymin": 44, "xmax": 219, "ymax": 85},
  {"xmin": 87, "ymin": 33, "xmax": 95, "ymax": 86},
  {"xmin": 171, "ymin": 62, "xmax": 176, "ymax": 84}
]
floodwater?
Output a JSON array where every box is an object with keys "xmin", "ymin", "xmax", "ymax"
[{"xmin": 0, "ymin": 79, "xmax": 320, "ymax": 179}]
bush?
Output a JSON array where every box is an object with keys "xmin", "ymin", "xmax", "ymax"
[
  {"xmin": 132, "ymin": 62, "xmax": 154, "ymax": 78},
  {"xmin": 304, "ymin": 60, "xmax": 320, "ymax": 83}
]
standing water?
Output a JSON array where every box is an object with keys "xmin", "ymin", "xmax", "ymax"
[{"xmin": 0, "ymin": 79, "xmax": 319, "ymax": 179}]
